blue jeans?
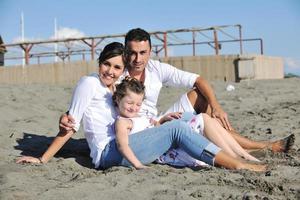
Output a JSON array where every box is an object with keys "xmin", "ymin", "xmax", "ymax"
[{"xmin": 99, "ymin": 120, "xmax": 221, "ymax": 169}]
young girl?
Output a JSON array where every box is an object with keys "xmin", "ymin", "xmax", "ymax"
[{"xmin": 112, "ymin": 77, "xmax": 261, "ymax": 169}]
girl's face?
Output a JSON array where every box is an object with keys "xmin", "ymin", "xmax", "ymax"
[
  {"xmin": 117, "ymin": 89, "xmax": 144, "ymax": 118},
  {"xmin": 99, "ymin": 55, "xmax": 124, "ymax": 90}
]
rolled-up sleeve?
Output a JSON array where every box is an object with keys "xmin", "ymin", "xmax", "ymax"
[
  {"xmin": 158, "ymin": 62, "xmax": 199, "ymax": 88},
  {"xmin": 68, "ymin": 76, "xmax": 96, "ymax": 132}
]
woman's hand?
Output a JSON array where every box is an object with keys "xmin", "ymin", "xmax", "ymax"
[
  {"xmin": 159, "ymin": 112, "xmax": 182, "ymax": 124},
  {"xmin": 59, "ymin": 112, "xmax": 75, "ymax": 132},
  {"xmin": 16, "ymin": 156, "xmax": 42, "ymax": 164}
]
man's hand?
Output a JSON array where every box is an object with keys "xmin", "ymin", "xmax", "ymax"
[
  {"xmin": 210, "ymin": 105, "xmax": 232, "ymax": 130},
  {"xmin": 59, "ymin": 113, "xmax": 75, "ymax": 132}
]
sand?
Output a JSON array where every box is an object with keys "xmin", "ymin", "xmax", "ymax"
[{"xmin": 0, "ymin": 78, "xmax": 299, "ymax": 200}]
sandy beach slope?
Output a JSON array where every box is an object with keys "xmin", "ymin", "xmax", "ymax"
[{"xmin": 0, "ymin": 78, "xmax": 299, "ymax": 200}]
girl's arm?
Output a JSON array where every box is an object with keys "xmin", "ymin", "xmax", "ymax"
[
  {"xmin": 157, "ymin": 112, "xmax": 182, "ymax": 125},
  {"xmin": 16, "ymin": 130, "xmax": 75, "ymax": 164},
  {"xmin": 115, "ymin": 119, "xmax": 147, "ymax": 169}
]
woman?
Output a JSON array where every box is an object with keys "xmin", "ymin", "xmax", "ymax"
[{"xmin": 16, "ymin": 42, "xmax": 266, "ymax": 171}]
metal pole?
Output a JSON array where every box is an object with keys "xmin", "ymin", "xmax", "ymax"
[
  {"xmin": 163, "ymin": 32, "xmax": 167, "ymax": 57},
  {"xmin": 67, "ymin": 47, "xmax": 71, "ymax": 62},
  {"xmin": 91, "ymin": 38, "xmax": 95, "ymax": 60},
  {"xmin": 260, "ymin": 39, "xmax": 264, "ymax": 55},
  {"xmin": 155, "ymin": 46, "xmax": 158, "ymax": 57},
  {"xmin": 192, "ymin": 31, "xmax": 196, "ymax": 56},
  {"xmin": 213, "ymin": 28, "xmax": 219, "ymax": 55},
  {"xmin": 22, "ymin": 45, "xmax": 30, "ymax": 65},
  {"xmin": 21, "ymin": 12, "xmax": 25, "ymax": 67},
  {"xmin": 54, "ymin": 18, "xmax": 58, "ymax": 62},
  {"xmin": 238, "ymin": 25, "xmax": 243, "ymax": 54}
]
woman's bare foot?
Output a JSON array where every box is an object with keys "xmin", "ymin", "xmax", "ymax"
[
  {"xmin": 237, "ymin": 162, "xmax": 268, "ymax": 172},
  {"xmin": 270, "ymin": 134, "xmax": 295, "ymax": 153}
]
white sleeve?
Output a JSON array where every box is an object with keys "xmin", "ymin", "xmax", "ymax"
[
  {"xmin": 68, "ymin": 76, "xmax": 96, "ymax": 132},
  {"xmin": 159, "ymin": 62, "xmax": 199, "ymax": 88}
]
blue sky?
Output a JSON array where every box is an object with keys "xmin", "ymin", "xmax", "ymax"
[{"xmin": 1, "ymin": 0, "xmax": 300, "ymax": 75}]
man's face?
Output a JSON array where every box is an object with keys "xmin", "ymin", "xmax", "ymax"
[{"xmin": 126, "ymin": 40, "xmax": 151, "ymax": 73}]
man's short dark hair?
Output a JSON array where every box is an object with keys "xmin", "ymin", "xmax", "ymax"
[{"xmin": 125, "ymin": 28, "xmax": 152, "ymax": 48}]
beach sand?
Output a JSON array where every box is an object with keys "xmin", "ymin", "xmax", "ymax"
[{"xmin": 0, "ymin": 78, "xmax": 299, "ymax": 200}]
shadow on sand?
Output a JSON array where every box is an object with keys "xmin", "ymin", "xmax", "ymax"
[{"xmin": 14, "ymin": 132, "xmax": 93, "ymax": 168}]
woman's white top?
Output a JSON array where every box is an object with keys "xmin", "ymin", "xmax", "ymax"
[{"xmin": 68, "ymin": 73, "xmax": 117, "ymax": 168}]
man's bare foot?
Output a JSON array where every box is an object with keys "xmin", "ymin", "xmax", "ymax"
[{"xmin": 270, "ymin": 134, "xmax": 295, "ymax": 153}]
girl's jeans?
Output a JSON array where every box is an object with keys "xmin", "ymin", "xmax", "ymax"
[{"xmin": 99, "ymin": 120, "xmax": 221, "ymax": 169}]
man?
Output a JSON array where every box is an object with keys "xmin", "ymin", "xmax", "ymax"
[{"xmin": 60, "ymin": 28, "xmax": 294, "ymax": 153}]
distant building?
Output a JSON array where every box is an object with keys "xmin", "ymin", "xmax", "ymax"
[{"xmin": 0, "ymin": 35, "xmax": 6, "ymax": 66}]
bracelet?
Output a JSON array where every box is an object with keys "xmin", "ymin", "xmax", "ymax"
[{"xmin": 38, "ymin": 157, "xmax": 44, "ymax": 164}]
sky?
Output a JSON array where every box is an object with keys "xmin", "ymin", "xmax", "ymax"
[{"xmin": 1, "ymin": 0, "xmax": 300, "ymax": 75}]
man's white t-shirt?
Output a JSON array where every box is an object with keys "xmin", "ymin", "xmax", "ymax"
[
  {"xmin": 121, "ymin": 59, "xmax": 199, "ymax": 118},
  {"xmin": 68, "ymin": 73, "xmax": 117, "ymax": 168}
]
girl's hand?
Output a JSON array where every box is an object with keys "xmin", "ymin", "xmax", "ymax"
[
  {"xmin": 149, "ymin": 118, "xmax": 159, "ymax": 126},
  {"xmin": 135, "ymin": 164, "xmax": 149, "ymax": 170},
  {"xmin": 159, "ymin": 112, "xmax": 182, "ymax": 124},
  {"xmin": 16, "ymin": 156, "xmax": 42, "ymax": 164}
]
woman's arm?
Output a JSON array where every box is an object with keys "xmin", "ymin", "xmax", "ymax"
[
  {"xmin": 115, "ymin": 119, "xmax": 147, "ymax": 169},
  {"xmin": 16, "ymin": 130, "xmax": 75, "ymax": 164},
  {"xmin": 59, "ymin": 112, "xmax": 75, "ymax": 132},
  {"xmin": 17, "ymin": 76, "xmax": 95, "ymax": 164}
]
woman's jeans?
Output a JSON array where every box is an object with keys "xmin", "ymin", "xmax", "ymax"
[{"xmin": 99, "ymin": 120, "xmax": 221, "ymax": 169}]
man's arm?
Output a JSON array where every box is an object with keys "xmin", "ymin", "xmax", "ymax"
[
  {"xmin": 157, "ymin": 61, "xmax": 232, "ymax": 129},
  {"xmin": 194, "ymin": 76, "xmax": 232, "ymax": 130}
]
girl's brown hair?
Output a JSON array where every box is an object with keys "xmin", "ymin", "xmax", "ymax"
[{"xmin": 112, "ymin": 76, "xmax": 145, "ymax": 106}]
